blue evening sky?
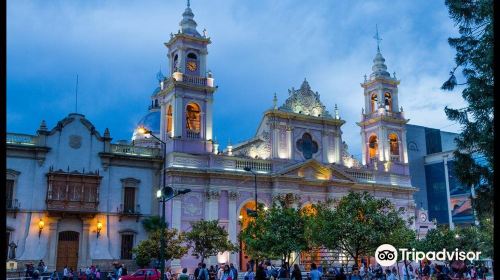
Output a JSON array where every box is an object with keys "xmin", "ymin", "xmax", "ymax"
[{"xmin": 7, "ymin": 0, "xmax": 466, "ymax": 158}]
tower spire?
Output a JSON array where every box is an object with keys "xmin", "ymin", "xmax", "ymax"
[
  {"xmin": 374, "ymin": 24, "xmax": 382, "ymax": 52},
  {"xmin": 187, "ymin": 0, "xmax": 190, "ymax": 8}
]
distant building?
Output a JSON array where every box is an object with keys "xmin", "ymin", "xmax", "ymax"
[{"xmin": 406, "ymin": 124, "xmax": 476, "ymax": 228}]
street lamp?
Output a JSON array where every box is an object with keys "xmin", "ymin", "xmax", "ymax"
[
  {"xmin": 243, "ymin": 167, "xmax": 258, "ymax": 217},
  {"xmin": 138, "ymin": 127, "xmax": 192, "ymax": 280},
  {"xmin": 156, "ymin": 186, "xmax": 191, "ymax": 280}
]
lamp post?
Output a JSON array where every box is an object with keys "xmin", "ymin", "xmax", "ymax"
[
  {"xmin": 138, "ymin": 127, "xmax": 191, "ymax": 280},
  {"xmin": 243, "ymin": 167, "xmax": 258, "ymax": 217}
]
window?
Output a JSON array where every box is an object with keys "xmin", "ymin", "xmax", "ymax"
[
  {"xmin": 121, "ymin": 234, "xmax": 134, "ymax": 259},
  {"xmin": 6, "ymin": 180, "xmax": 14, "ymax": 209},
  {"xmin": 187, "ymin": 53, "xmax": 197, "ymax": 59},
  {"xmin": 425, "ymin": 128, "xmax": 442, "ymax": 154},
  {"xmin": 371, "ymin": 93, "xmax": 378, "ymax": 112},
  {"xmin": 368, "ymin": 135, "xmax": 378, "ymax": 159},
  {"xmin": 166, "ymin": 105, "xmax": 173, "ymax": 134},
  {"xmin": 296, "ymin": 133, "xmax": 319, "ymax": 159},
  {"xmin": 173, "ymin": 54, "xmax": 179, "ymax": 72},
  {"xmin": 389, "ymin": 133, "xmax": 399, "ymax": 156},
  {"xmin": 186, "ymin": 103, "xmax": 201, "ymax": 134},
  {"xmin": 384, "ymin": 92, "xmax": 392, "ymax": 111},
  {"xmin": 123, "ymin": 187, "xmax": 136, "ymax": 213},
  {"xmin": 425, "ymin": 163, "xmax": 448, "ymax": 224}
]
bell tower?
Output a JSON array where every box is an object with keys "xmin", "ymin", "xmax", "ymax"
[
  {"xmin": 357, "ymin": 26, "xmax": 409, "ymax": 174},
  {"xmin": 154, "ymin": 1, "xmax": 216, "ymax": 154}
]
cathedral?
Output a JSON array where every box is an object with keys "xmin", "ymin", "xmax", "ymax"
[{"xmin": 6, "ymin": 2, "xmax": 434, "ymax": 274}]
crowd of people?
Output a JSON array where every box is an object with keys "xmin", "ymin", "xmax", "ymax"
[{"xmin": 21, "ymin": 259, "xmax": 491, "ymax": 280}]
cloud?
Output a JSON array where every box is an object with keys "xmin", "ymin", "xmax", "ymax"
[{"xmin": 7, "ymin": 0, "xmax": 466, "ymax": 155}]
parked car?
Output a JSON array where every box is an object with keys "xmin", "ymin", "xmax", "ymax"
[{"xmin": 119, "ymin": 269, "xmax": 161, "ymax": 280}]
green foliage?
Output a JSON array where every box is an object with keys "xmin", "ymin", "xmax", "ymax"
[
  {"xmin": 142, "ymin": 216, "xmax": 168, "ymax": 233},
  {"xmin": 132, "ymin": 228, "xmax": 188, "ymax": 268},
  {"xmin": 185, "ymin": 220, "xmax": 239, "ymax": 264},
  {"xmin": 311, "ymin": 191, "xmax": 414, "ymax": 263},
  {"xmin": 239, "ymin": 202, "xmax": 308, "ymax": 266},
  {"xmin": 441, "ymin": 0, "xmax": 493, "ymax": 224}
]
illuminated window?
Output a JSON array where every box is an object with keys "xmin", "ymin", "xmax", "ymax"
[
  {"xmin": 389, "ymin": 133, "xmax": 399, "ymax": 156},
  {"xmin": 166, "ymin": 105, "xmax": 173, "ymax": 134},
  {"xmin": 371, "ymin": 93, "xmax": 378, "ymax": 112},
  {"xmin": 368, "ymin": 135, "xmax": 378, "ymax": 159},
  {"xmin": 186, "ymin": 103, "xmax": 201, "ymax": 134},
  {"xmin": 384, "ymin": 92, "xmax": 392, "ymax": 111},
  {"xmin": 296, "ymin": 133, "xmax": 318, "ymax": 159}
]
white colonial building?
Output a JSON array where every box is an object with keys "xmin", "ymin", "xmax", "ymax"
[{"xmin": 6, "ymin": 2, "xmax": 434, "ymax": 274}]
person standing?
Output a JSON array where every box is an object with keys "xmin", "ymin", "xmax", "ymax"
[
  {"xmin": 217, "ymin": 265, "xmax": 225, "ymax": 280},
  {"xmin": 349, "ymin": 269, "xmax": 363, "ymax": 280},
  {"xmin": 230, "ymin": 263, "xmax": 238, "ymax": 280},
  {"xmin": 310, "ymin": 263, "xmax": 323, "ymax": 280},
  {"xmin": 255, "ymin": 264, "xmax": 267, "ymax": 280},
  {"xmin": 195, "ymin": 263, "xmax": 203, "ymax": 280},
  {"xmin": 221, "ymin": 265, "xmax": 235, "ymax": 280},
  {"xmin": 199, "ymin": 263, "xmax": 209, "ymax": 280},
  {"xmin": 386, "ymin": 269, "xmax": 395, "ymax": 280},
  {"xmin": 179, "ymin": 268, "xmax": 190, "ymax": 280},
  {"xmin": 63, "ymin": 265, "xmax": 69, "ymax": 280},
  {"xmin": 209, "ymin": 266, "xmax": 216, "ymax": 280},
  {"xmin": 291, "ymin": 264, "xmax": 302, "ymax": 280}
]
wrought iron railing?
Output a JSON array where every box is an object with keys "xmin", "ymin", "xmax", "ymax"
[
  {"xmin": 110, "ymin": 144, "xmax": 161, "ymax": 157},
  {"xmin": 6, "ymin": 133, "xmax": 36, "ymax": 145},
  {"xmin": 117, "ymin": 204, "xmax": 141, "ymax": 222}
]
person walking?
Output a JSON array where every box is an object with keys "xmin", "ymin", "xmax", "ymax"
[
  {"xmin": 230, "ymin": 263, "xmax": 238, "ymax": 280},
  {"xmin": 195, "ymin": 263, "xmax": 203, "ymax": 280},
  {"xmin": 310, "ymin": 263, "xmax": 323, "ymax": 280},
  {"xmin": 220, "ymin": 265, "xmax": 235, "ymax": 280},
  {"xmin": 291, "ymin": 264, "xmax": 302, "ymax": 280},
  {"xmin": 255, "ymin": 264, "xmax": 267, "ymax": 280},
  {"xmin": 209, "ymin": 266, "xmax": 217, "ymax": 280}
]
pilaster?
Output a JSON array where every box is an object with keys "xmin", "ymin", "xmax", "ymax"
[
  {"xmin": 46, "ymin": 220, "xmax": 59, "ymax": 271},
  {"xmin": 228, "ymin": 191, "xmax": 240, "ymax": 268}
]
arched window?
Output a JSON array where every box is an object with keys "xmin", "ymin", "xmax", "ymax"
[
  {"xmin": 384, "ymin": 92, "xmax": 392, "ymax": 111},
  {"xmin": 173, "ymin": 54, "xmax": 179, "ymax": 72},
  {"xmin": 186, "ymin": 103, "xmax": 201, "ymax": 136},
  {"xmin": 187, "ymin": 53, "xmax": 197, "ymax": 60},
  {"xmin": 371, "ymin": 93, "xmax": 378, "ymax": 112},
  {"xmin": 389, "ymin": 133, "xmax": 399, "ymax": 156},
  {"xmin": 166, "ymin": 105, "xmax": 173, "ymax": 134},
  {"xmin": 368, "ymin": 135, "xmax": 378, "ymax": 159}
]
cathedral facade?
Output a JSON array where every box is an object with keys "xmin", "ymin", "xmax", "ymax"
[{"xmin": 6, "ymin": 3, "xmax": 433, "ymax": 273}]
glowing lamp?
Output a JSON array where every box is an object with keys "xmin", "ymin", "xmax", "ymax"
[
  {"xmin": 97, "ymin": 221, "xmax": 103, "ymax": 238},
  {"xmin": 38, "ymin": 219, "xmax": 45, "ymax": 238}
]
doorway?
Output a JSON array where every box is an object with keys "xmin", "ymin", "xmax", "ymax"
[{"xmin": 56, "ymin": 231, "xmax": 79, "ymax": 272}]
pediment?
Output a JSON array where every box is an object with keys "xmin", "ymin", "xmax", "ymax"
[{"xmin": 277, "ymin": 159, "xmax": 354, "ymax": 182}]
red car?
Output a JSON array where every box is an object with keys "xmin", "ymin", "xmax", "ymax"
[{"xmin": 119, "ymin": 269, "xmax": 162, "ymax": 280}]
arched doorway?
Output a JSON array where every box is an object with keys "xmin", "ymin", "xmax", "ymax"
[
  {"xmin": 239, "ymin": 200, "xmax": 256, "ymax": 272},
  {"xmin": 56, "ymin": 231, "xmax": 79, "ymax": 271}
]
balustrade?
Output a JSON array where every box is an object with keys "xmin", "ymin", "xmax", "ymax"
[
  {"xmin": 111, "ymin": 144, "xmax": 160, "ymax": 157},
  {"xmin": 6, "ymin": 133, "xmax": 36, "ymax": 145}
]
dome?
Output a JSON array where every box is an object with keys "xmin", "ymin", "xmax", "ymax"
[
  {"xmin": 152, "ymin": 86, "xmax": 161, "ymax": 96},
  {"xmin": 131, "ymin": 111, "xmax": 160, "ymax": 141}
]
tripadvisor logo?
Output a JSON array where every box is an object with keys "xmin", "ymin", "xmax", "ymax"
[{"xmin": 375, "ymin": 244, "xmax": 482, "ymax": 266}]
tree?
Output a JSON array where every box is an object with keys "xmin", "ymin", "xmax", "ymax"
[
  {"xmin": 142, "ymin": 215, "xmax": 167, "ymax": 234},
  {"xmin": 441, "ymin": 0, "xmax": 493, "ymax": 222},
  {"xmin": 185, "ymin": 220, "xmax": 239, "ymax": 264},
  {"xmin": 239, "ymin": 201, "xmax": 308, "ymax": 268},
  {"xmin": 132, "ymin": 228, "xmax": 188, "ymax": 268},
  {"xmin": 312, "ymin": 191, "xmax": 414, "ymax": 264}
]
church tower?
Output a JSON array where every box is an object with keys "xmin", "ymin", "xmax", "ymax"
[
  {"xmin": 357, "ymin": 28, "xmax": 409, "ymax": 174},
  {"xmin": 155, "ymin": 1, "xmax": 216, "ymax": 154}
]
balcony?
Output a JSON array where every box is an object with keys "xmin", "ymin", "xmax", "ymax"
[
  {"xmin": 111, "ymin": 144, "xmax": 161, "ymax": 157},
  {"xmin": 6, "ymin": 199, "xmax": 20, "ymax": 218},
  {"xmin": 186, "ymin": 130, "xmax": 201, "ymax": 139},
  {"xmin": 46, "ymin": 171, "xmax": 101, "ymax": 216},
  {"xmin": 6, "ymin": 133, "xmax": 37, "ymax": 146},
  {"xmin": 362, "ymin": 110, "xmax": 404, "ymax": 121},
  {"xmin": 117, "ymin": 204, "xmax": 141, "ymax": 222}
]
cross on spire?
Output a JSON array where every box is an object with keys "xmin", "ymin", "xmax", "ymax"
[
  {"xmin": 374, "ymin": 24, "xmax": 382, "ymax": 52},
  {"xmin": 187, "ymin": 0, "xmax": 190, "ymax": 8}
]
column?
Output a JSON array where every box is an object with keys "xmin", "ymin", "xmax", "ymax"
[
  {"xmin": 360, "ymin": 130, "xmax": 367, "ymax": 165},
  {"xmin": 80, "ymin": 220, "xmax": 91, "ymax": 268},
  {"xmin": 228, "ymin": 191, "xmax": 239, "ymax": 268},
  {"xmin": 401, "ymin": 129, "xmax": 408, "ymax": 164},
  {"xmin": 174, "ymin": 96, "xmax": 184, "ymax": 137},
  {"xmin": 334, "ymin": 132, "xmax": 341, "ymax": 163},
  {"xmin": 378, "ymin": 126, "xmax": 385, "ymax": 161},
  {"xmin": 200, "ymin": 51, "xmax": 208, "ymax": 76},
  {"xmin": 205, "ymin": 98, "xmax": 213, "ymax": 141},
  {"xmin": 160, "ymin": 103, "xmax": 166, "ymax": 141},
  {"xmin": 46, "ymin": 219, "xmax": 59, "ymax": 271},
  {"xmin": 286, "ymin": 128, "xmax": 292, "ymax": 159},
  {"xmin": 443, "ymin": 156, "xmax": 454, "ymax": 229},
  {"xmin": 272, "ymin": 124, "xmax": 280, "ymax": 158},
  {"xmin": 322, "ymin": 132, "xmax": 329, "ymax": 163},
  {"xmin": 171, "ymin": 197, "xmax": 183, "ymax": 269},
  {"xmin": 205, "ymin": 190, "xmax": 220, "ymax": 266}
]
